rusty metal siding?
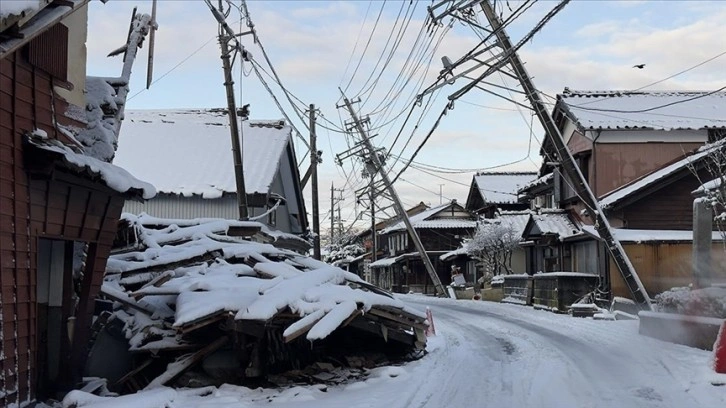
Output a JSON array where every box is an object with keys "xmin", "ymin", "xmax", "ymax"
[
  {"xmin": 593, "ymin": 142, "xmax": 702, "ymax": 197},
  {"xmin": 28, "ymin": 23, "xmax": 68, "ymax": 81}
]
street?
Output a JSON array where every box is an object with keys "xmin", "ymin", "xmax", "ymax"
[{"xmin": 64, "ymin": 297, "xmax": 726, "ymax": 408}]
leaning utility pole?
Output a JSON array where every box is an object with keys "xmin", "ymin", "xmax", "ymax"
[
  {"xmin": 206, "ymin": 0, "xmax": 248, "ymax": 219},
  {"xmin": 309, "ymin": 104, "xmax": 321, "ymax": 259},
  {"xmin": 340, "ymin": 91, "xmax": 448, "ymax": 297},
  {"xmin": 370, "ymin": 172, "xmax": 377, "ymax": 263},
  {"xmin": 475, "ymin": 0, "xmax": 651, "ymax": 308}
]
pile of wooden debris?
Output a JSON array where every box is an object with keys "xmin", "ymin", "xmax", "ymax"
[{"xmin": 88, "ymin": 214, "xmax": 427, "ymax": 394}]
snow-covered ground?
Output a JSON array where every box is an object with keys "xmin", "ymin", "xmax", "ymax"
[{"xmin": 64, "ymin": 297, "xmax": 726, "ymax": 408}]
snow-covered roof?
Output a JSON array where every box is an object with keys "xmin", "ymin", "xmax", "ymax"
[
  {"xmin": 0, "ymin": 0, "xmax": 44, "ymax": 18},
  {"xmin": 558, "ymin": 90, "xmax": 726, "ymax": 131},
  {"xmin": 369, "ymin": 257, "xmax": 398, "ymax": 269},
  {"xmin": 472, "ymin": 172, "xmax": 537, "ymax": 204},
  {"xmin": 524, "ymin": 210, "xmax": 580, "ymax": 240},
  {"xmin": 518, "ymin": 172, "xmax": 553, "ymax": 194},
  {"xmin": 380, "ymin": 202, "xmax": 477, "ymax": 234},
  {"xmin": 114, "ymin": 110, "xmax": 292, "ymax": 198},
  {"xmin": 600, "ymin": 140, "xmax": 726, "ymax": 210},
  {"xmin": 582, "ymin": 226, "xmax": 724, "ymax": 243},
  {"xmin": 27, "ymin": 136, "xmax": 156, "ymax": 199}
]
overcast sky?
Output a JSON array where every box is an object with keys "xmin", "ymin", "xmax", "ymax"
[{"xmin": 86, "ymin": 0, "xmax": 726, "ymax": 230}]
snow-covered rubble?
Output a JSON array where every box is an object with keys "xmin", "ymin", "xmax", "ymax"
[{"xmin": 97, "ymin": 214, "xmax": 427, "ymax": 392}]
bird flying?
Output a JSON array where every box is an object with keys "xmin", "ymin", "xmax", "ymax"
[{"xmin": 633, "ymin": 64, "xmax": 646, "ymax": 69}]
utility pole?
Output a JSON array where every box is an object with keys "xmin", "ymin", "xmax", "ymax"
[
  {"xmin": 370, "ymin": 173, "xmax": 377, "ymax": 263},
  {"xmin": 206, "ymin": 0, "xmax": 248, "ymax": 219},
  {"xmin": 330, "ymin": 183, "xmax": 344, "ymax": 243},
  {"xmin": 309, "ymin": 104, "xmax": 321, "ymax": 259},
  {"xmin": 475, "ymin": 0, "xmax": 651, "ymax": 308},
  {"xmin": 339, "ymin": 91, "xmax": 448, "ymax": 297},
  {"xmin": 438, "ymin": 184, "xmax": 444, "ymax": 204}
]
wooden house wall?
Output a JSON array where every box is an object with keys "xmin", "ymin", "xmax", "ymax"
[
  {"xmin": 610, "ymin": 242, "xmax": 726, "ymax": 299},
  {"xmin": 416, "ymin": 228, "xmax": 473, "ymax": 252},
  {"xmin": 592, "ymin": 143, "xmax": 702, "ymax": 197},
  {"xmin": 616, "ymin": 168, "xmax": 714, "ymax": 230},
  {"xmin": 0, "ymin": 40, "xmax": 116, "ymax": 403}
]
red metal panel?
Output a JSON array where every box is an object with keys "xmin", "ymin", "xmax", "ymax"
[{"xmin": 28, "ymin": 23, "xmax": 68, "ymax": 81}]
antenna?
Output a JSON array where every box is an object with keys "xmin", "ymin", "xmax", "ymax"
[{"xmin": 146, "ymin": 0, "xmax": 158, "ymax": 89}]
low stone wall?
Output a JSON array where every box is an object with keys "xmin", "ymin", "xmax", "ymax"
[
  {"xmin": 480, "ymin": 287, "xmax": 503, "ymax": 302},
  {"xmin": 638, "ymin": 311, "xmax": 724, "ymax": 350}
]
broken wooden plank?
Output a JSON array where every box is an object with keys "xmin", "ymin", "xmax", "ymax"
[
  {"xmin": 144, "ymin": 336, "xmax": 229, "ymax": 390},
  {"xmin": 342, "ymin": 309, "xmax": 362, "ymax": 327},
  {"xmin": 347, "ymin": 317, "xmax": 415, "ymax": 346},
  {"xmin": 131, "ymin": 270, "xmax": 175, "ymax": 300},
  {"xmin": 176, "ymin": 310, "xmax": 229, "ymax": 335},
  {"xmin": 368, "ymin": 308, "xmax": 428, "ymax": 331},
  {"xmin": 100, "ymin": 285, "xmax": 156, "ymax": 316},
  {"xmin": 115, "ymin": 357, "xmax": 154, "ymax": 388},
  {"xmin": 283, "ymin": 311, "xmax": 325, "ymax": 343}
]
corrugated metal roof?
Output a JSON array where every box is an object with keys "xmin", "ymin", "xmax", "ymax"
[
  {"xmin": 115, "ymin": 110, "xmax": 291, "ymax": 198},
  {"xmin": 559, "ymin": 90, "xmax": 726, "ymax": 130},
  {"xmin": 473, "ymin": 172, "xmax": 537, "ymax": 204}
]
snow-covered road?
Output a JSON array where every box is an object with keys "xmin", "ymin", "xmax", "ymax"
[
  {"xmin": 64, "ymin": 296, "xmax": 726, "ymax": 408},
  {"xmin": 405, "ymin": 296, "xmax": 724, "ymax": 408}
]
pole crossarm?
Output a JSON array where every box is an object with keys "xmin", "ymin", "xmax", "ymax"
[{"xmin": 339, "ymin": 90, "xmax": 449, "ymax": 297}]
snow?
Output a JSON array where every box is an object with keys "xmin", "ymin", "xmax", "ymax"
[
  {"xmin": 114, "ymin": 110, "xmax": 292, "ymax": 197},
  {"xmin": 639, "ymin": 311, "xmax": 725, "ymax": 326},
  {"xmin": 106, "ymin": 214, "xmax": 422, "ymax": 349},
  {"xmin": 26, "ymin": 136, "xmax": 156, "ymax": 199},
  {"xmin": 694, "ymin": 177, "xmax": 723, "ymax": 195},
  {"xmin": 559, "ymin": 90, "xmax": 726, "ymax": 130},
  {"xmin": 0, "ymin": 0, "xmax": 43, "ymax": 18},
  {"xmin": 525, "ymin": 210, "xmax": 581, "ymax": 240},
  {"xmin": 63, "ymin": 297, "xmax": 726, "ymax": 407},
  {"xmin": 472, "ymin": 172, "xmax": 537, "ymax": 204},
  {"xmin": 534, "ymin": 272, "xmax": 598, "ymax": 278},
  {"xmin": 582, "ymin": 225, "xmax": 724, "ymax": 243},
  {"xmin": 600, "ymin": 139, "xmax": 726, "ymax": 209},
  {"xmin": 518, "ymin": 172, "xmax": 553, "ymax": 193}
]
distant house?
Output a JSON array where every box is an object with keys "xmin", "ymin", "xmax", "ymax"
[
  {"xmin": 464, "ymin": 172, "xmax": 536, "ymax": 217},
  {"xmin": 0, "ymin": 2, "xmax": 154, "ymax": 403},
  {"xmin": 347, "ymin": 202, "xmax": 429, "ymax": 279},
  {"xmin": 521, "ymin": 89, "xmax": 726, "ymax": 301},
  {"xmin": 369, "ymin": 201, "xmax": 477, "ymax": 294},
  {"xmin": 114, "ymin": 109, "xmax": 308, "ymax": 237}
]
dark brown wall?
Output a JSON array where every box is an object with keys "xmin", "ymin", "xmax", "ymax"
[
  {"xmin": 0, "ymin": 37, "xmax": 120, "ymax": 403},
  {"xmin": 593, "ymin": 143, "xmax": 701, "ymax": 197},
  {"xmin": 617, "ymin": 168, "xmax": 713, "ymax": 230}
]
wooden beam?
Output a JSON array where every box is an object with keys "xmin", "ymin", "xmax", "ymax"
[
  {"xmin": 176, "ymin": 311, "xmax": 228, "ymax": 334},
  {"xmin": 115, "ymin": 357, "xmax": 154, "ymax": 388},
  {"xmin": 131, "ymin": 271, "xmax": 174, "ymax": 300},
  {"xmin": 368, "ymin": 308, "xmax": 427, "ymax": 331},
  {"xmin": 144, "ymin": 336, "xmax": 229, "ymax": 390},
  {"xmin": 283, "ymin": 314, "xmax": 325, "ymax": 343},
  {"xmin": 100, "ymin": 285, "xmax": 155, "ymax": 315}
]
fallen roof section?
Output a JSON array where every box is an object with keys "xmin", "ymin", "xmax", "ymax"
[{"xmin": 98, "ymin": 215, "xmax": 427, "ymax": 393}]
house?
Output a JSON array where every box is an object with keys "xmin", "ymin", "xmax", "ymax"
[
  {"xmin": 521, "ymin": 89, "xmax": 726, "ymax": 302},
  {"xmin": 464, "ymin": 172, "xmax": 536, "ymax": 217},
  {"xmin": 0, "ymin": 1, "xmax": 154, "ymax": 403},
  {"xmin": 549, "ymin": 89, "xmax": 726, "ymax": 210},
  {"xmin": 113, "ymin": 109, "xmax": 309, "ymax": 240},
  {"xmin": 347, "ymin": 201, "xmax": 429, "ymax": 280},
  {"xmin": 368, "ymin": 200, "xmax": 477, "ymax": 294}
]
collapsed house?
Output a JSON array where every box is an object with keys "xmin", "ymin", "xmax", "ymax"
[{"xmin": 88, "ymin": 214, "xmax": 428, "ymax": 393}]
